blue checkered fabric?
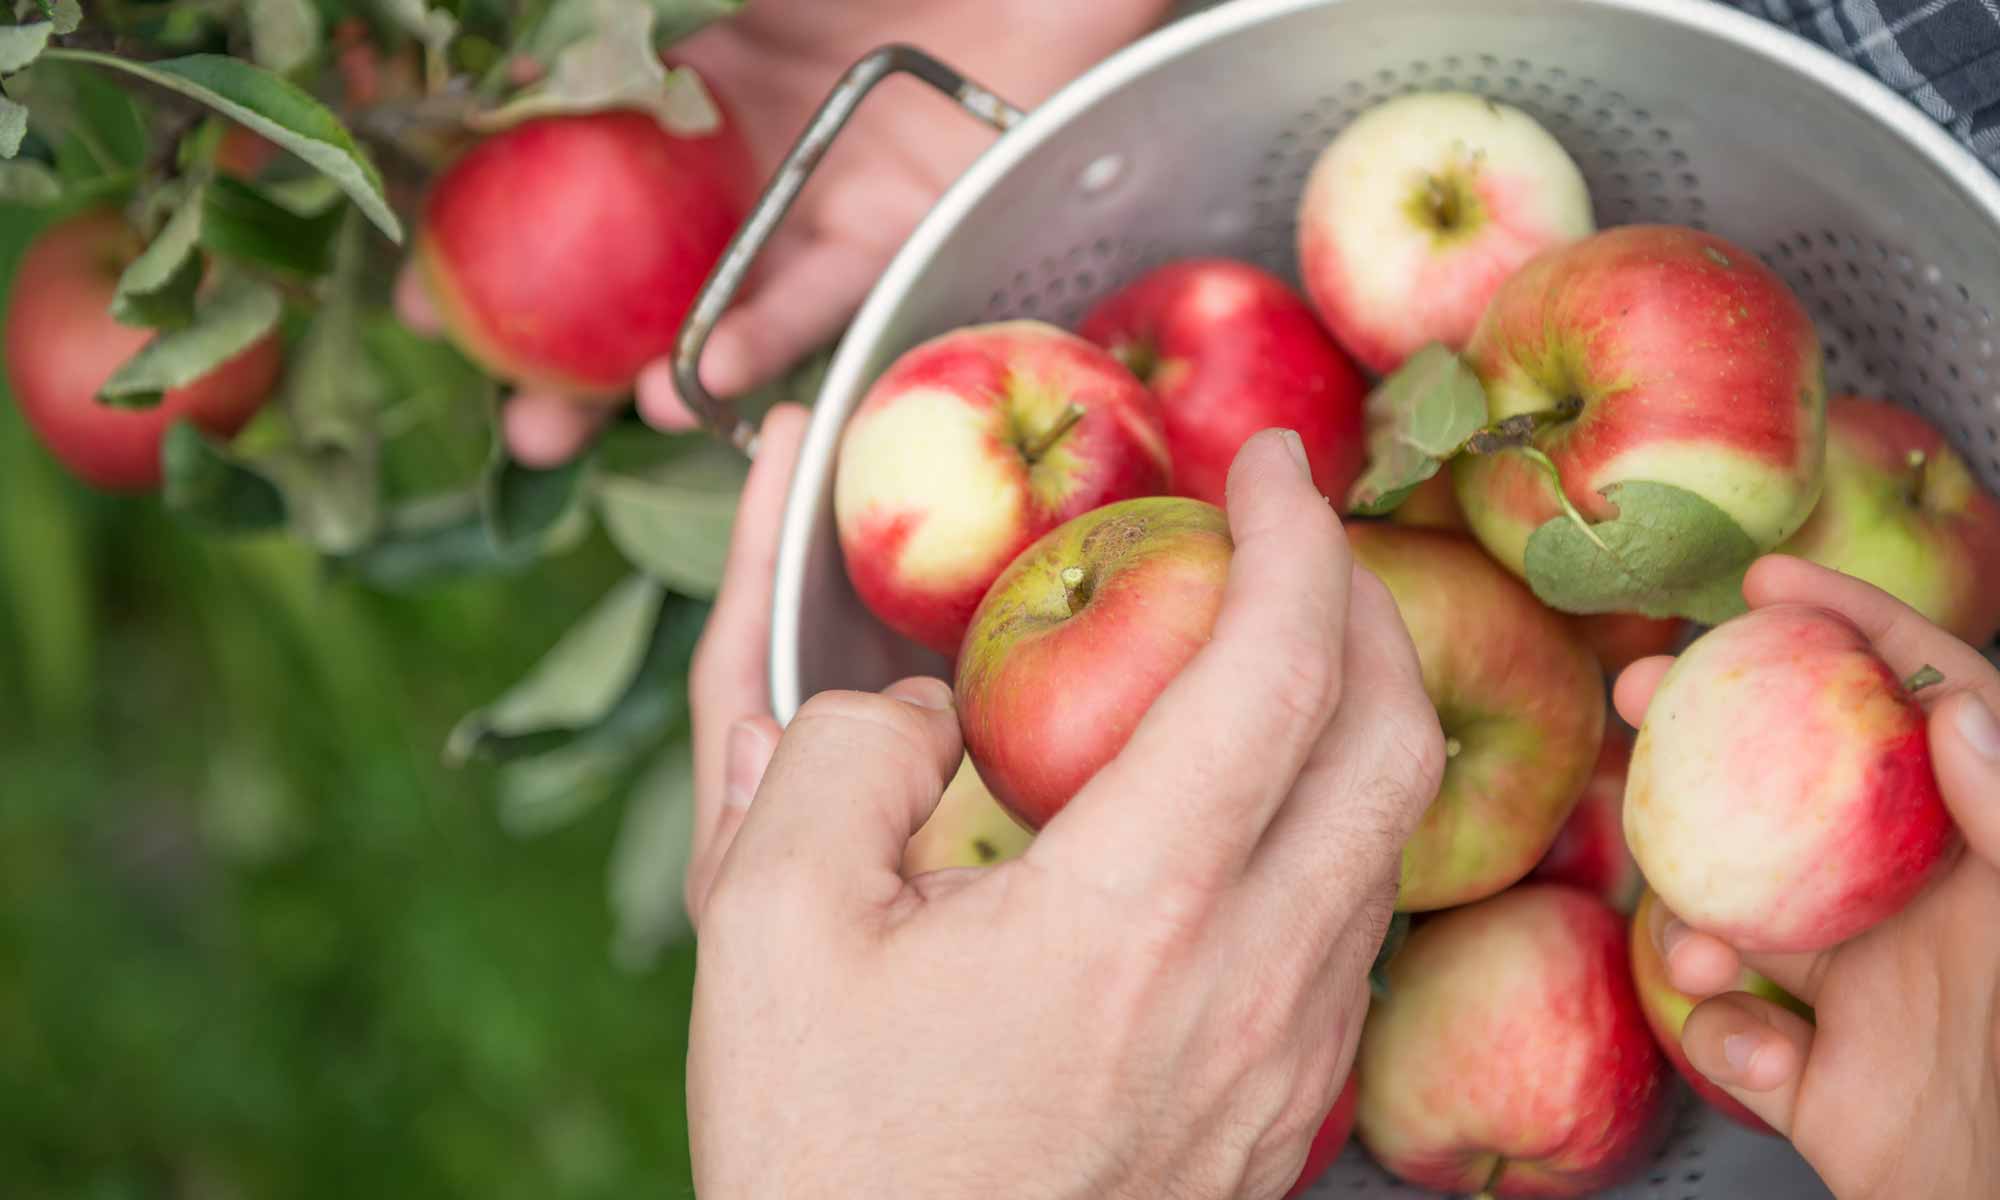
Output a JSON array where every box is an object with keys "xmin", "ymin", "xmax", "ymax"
[{"xmin": 1723, "ymin": 0, "xmax": 2000, "ymax": 174}]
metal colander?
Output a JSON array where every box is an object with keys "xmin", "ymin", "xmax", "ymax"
[{"xmin": 674, "ymin": 0, "xmax": 2000, "ymax": 1194}]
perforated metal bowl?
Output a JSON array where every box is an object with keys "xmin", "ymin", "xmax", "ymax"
[{"xmin": 676, "ymin": 0, "xmax": 2000, "ymax": 1194}]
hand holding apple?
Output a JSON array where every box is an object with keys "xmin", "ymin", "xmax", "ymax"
[
  {"xmin": 1078, "ymin": 257, "xmax": 1368, "ymax": 506},
  {"xmin": 1612, "ymin": 556, "xmax": 2000, "ymax": 1197},
  {"xmin": 1355, "ymin": 884, "xmax": 1671, "ymax": 1197},
  {"xmin": 901, "ymin": 756, "xmax": 1033, "ymax": 875}
]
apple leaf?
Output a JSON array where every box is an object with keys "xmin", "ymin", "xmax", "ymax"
[
  {"xmin": 0, "ymin": 155, "xmax": 58, "ymax": 201},
  {"xmin": 607, "ymin": 735, "xmax": 697, "ymax": 971},
  {"xmin": 98, "ymin": 271, "xmax": 281, "ymax": 409},
  {"xmin": 112, "ymin": 184, "xmax": 206, "ymax": 329},
  {"xmin": 593, "ymin": 434, "xmax": 745, "ymax": 598},
  {"xmin": 481, "ymin": 0, "xmax": 720, "ymax": 135},
  {"xmin": 201, "ymin": 174, "xmax": 343, "ymax": 276},
  {"xmin": 1347, "ymin": 343, "xmax": 1490, "ymax": 515},
  {"xmin": 42, "ymin": 0, "xmax": 82, "ymax": 35},
  {"xmin": 161, "ymin": 421, "xmax": 289, "ymax": 534},
  {"xmin": 0, "ymin": 22, "xmax": 52, "ymax": 74},
  {"xmin": 246, "ymin": 0, "xmax": 320, "ymax": 75},
  {"xmin": 0, "ymin": 96, "xmax": 29, "ymax": 158},
  {"xmin": 42, "ymin": 51, "xmax": 401, "ymax": 241},
  {"xmin": 1523, "ymin": 479, "xmax": 1759, "ymax": 624},
  {"xmin": 485, "ymin": 451, "xmax": 590, "ymax": 556},
  {"xmin": 330, "ymin": 491, "xmax": 551, "ymax": 589},
  {"xmin": 12, "ymin": 57, "xmax": 148, "ymax": 179},
  {"xmin": 378, "ymin": 0, "xmax": 458, "ymax": 60}
]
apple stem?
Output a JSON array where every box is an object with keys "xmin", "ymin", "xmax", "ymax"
[
  {"xmin": 1022, "ymin": 404, "xmax": 1087, "ymax": 463},
  {"xmin": 1445, "ymin": 736, "xmax": 1463, "ymax": 759},
  {"xmin": 1905, "ymin": 449, "xmax": 1929, "ymax": 506},
  {"xmin": 1904, "ymin": 664, "xmax": 1945, "ymax": 693},
  {"xmin": 1464, "ymin": 399, "xmax": 1584, "ymax": 455},
  {"xmin": 1061, "ymin": 565, "xmax": 1091, "ymax": 615}
]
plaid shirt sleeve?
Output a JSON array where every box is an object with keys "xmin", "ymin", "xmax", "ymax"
[{"xmin": 1722, "ymin": 0, "xmax": 2000, "ymax": 174}]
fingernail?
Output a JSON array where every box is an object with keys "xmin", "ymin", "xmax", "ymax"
[
  {"xmin": 1955, "ymin": 695, "xmax": 2000, "ymax": 762},
  {"xmin": 890, "ymin": 677, "xmax": 954, "ymax": 711},
  {"xmin": 1659, "ymin": 915, "xmax": 1691, "ymax": 962},
  {"xmin": 724, "ymin": 719, "xmax": 773, "ymax": 810},
  {"xmin": 1280, "ymin": 429, "xmax": 1311, "ymax": 477},
  {"xmin": 1722, "ymin": 1033, "xmax": 1760, "ymax": 1076}
]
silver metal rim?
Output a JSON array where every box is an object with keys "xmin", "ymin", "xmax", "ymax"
[{"xmin": 768, "ymin": 0, "xmax": 2000, "ymax": 719}]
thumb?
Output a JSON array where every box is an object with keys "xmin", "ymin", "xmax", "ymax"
[
  {"xmin": 1679, "ymin": 990, "xmax": 1816, "ymax": 1139},
  {"xmin": 710, "ymin": 678, "xmax": 963, "ymax": 928},
  {"xmin": 1932, "ymin": 691, "xmax": 2000, "ymax": 866}
]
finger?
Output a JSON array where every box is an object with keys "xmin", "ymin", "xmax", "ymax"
[
  {"xmin": 688, "ymin": 403, "xmax": 811, "ymax": 874},
  {"xmin": 714, "ymin": 678, "xmax": 963, "ymax": 923},
  {"xmin": 697, "ymin": 237, "xmax": 882, "ymax": 398},
  {"xmin": 684, "ymin": 713, "xmax": 780, "ymax": 929},
  {"xmin": 1241, "ymin": 562, "xmax": 1446, "ymax": 931},
  {"xmin": 1612, "ymin": 655, "xmax": 1674, "ymax": 728},
  {"xmin": 1680, "ymin": 990, "xmax": 1815, "ymax": 1138},
  {"xmin": 635, "ymin": 359, "xmax": 706, "ymax": 433},
  {"xmin": 502, "ymin": 391, "xmax": 611, "ymax": 468},
  {"xmin": 1744, "ymin": 555, "xmax": 2000, "ymax": 714},
  {"xmin": 1650, "ymin": 895, "xmax": 1828, "ymax": 1005},
  {"xmin": 1932, "ymin": 691, "xmax": 2000, "ymax": 867},
  {"xmin": 394, "ymin": 259, "xmax": 444, "ymax": 336},
  {"xmin": 1029, "ymin": 430, "xmax": 1352, "ymax": 895}
]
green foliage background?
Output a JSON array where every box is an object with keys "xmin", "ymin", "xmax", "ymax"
[{"xmin": 0, "ymin": 200, "xmax": 705, "ymax": 1199}]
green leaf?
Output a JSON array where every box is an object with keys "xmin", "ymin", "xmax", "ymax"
[
  {"xmin": 645, "ymin": 0, "xmax": 742, "ymax": 42},
  {"xmin": 592, "ymin": 434, "xmax": 745, "ymax": 597},
  {"xmin": 98, "ymin": 271, "xmax": 281, "ymax": 408},
  {"xmin": 0, "ymin": 23, "xmax": 52, "ymax": 74},
  {"xmin": 1368, "ymin": 912, "xmax": 1411, "ymax": 1002},
  {"xmin": 246, "ymin": 0, "xmax": 321, "ymax": 74},
  {"xmin": 162, "ymin": 421, "xmax": 289, "ymax": 534},
  {"xmin": 331, "ymin": 491, "xmax": 545, "ymax": 588},
  {"xmin": 380, "ymin": 0, "xmax": 459, "ymax": 57},
  {"xmin": 201, "ymin": 173, "xmax": 342, "ymax": 275},
  {"xmin": 607, "ymin": 735, "xmax": 696, "ymax": 971},
  {"xmin": 0, "ymin": 156, "xmax": 59, "ymax": 201},
  {"xmin": 482, "ymin": 0, "xmax": 720, "ymax": 134},
  {"xmin": 485, "ymin": 451, "xmax": 588, "ymax": 556},
  {"xmin": 1522, "ymin": 479, "xmax": 1760, "ymax": 624},
  {"xmin": 43, "ymin": 0, "xmax": 82, "ymax": 35},
  {"xmin": 1347, "ymin": 343, "xmax": 1489, "ymax": 515},
  {"xmin": 112, "ymin": 184, "xmax": 206, "ymax": 328},
  {"xmin": 0, "ymin": 95, "xmax": 26, "ymax": 158},
  {"xmin": 13, "ymin": 57, "xmax": 148, "ymax": 179},
  {"xmin": 43, "ymin": 51, "xmax": 402, "ymax": 241},
  {"xmin": 447, "ymin": 574, "xmax": 665, "ymax": 766}
]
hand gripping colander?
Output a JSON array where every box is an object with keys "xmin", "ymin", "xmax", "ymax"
[{"xmin": 673, "ymin": 1, "xmax": 2000, "ymax": 1195}]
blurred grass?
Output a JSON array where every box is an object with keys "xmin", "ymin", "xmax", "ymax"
[{"xmin": 0, "ymin": 203, "xmax": 702, "ymax": 1199}]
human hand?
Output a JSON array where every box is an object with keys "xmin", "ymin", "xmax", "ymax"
[
  {"xmin": 684, "ymin": 430, "xmax": 1447, "ymax": 1200},
  {"xmin": 400, "ymin": 0, "xmax": 1174, "ymax": 466},
  {"xmin": 1618, "ymin": 556, "xmax": 2000, "ymax": 1200}
]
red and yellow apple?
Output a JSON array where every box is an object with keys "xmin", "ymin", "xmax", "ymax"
[
  {"xmin": 1629, "ymin": 889, "xmax": 1810, "ymax": 1135},
  {"xmin": 3, "ymin": 210, "xmax": 285, "ymax": 492},
  {"xmin": 1528, "ymin": 727, "xmax": 1643, "ymax": 914},
  {"xmin": 414, "ymin": 107, "xmax": 752, "ymax": 397},
  {"xmin": 1625, "ymin": 604, "xmax": 1956, "ymax": 953},
  {"xmin": 1285, "ymin": 1071, "xmax": 1360, "ymax": 1199},
  {"xmin": 1452, "ymin": 225, "xmax": 1826, "ymax": 616},
  {"xmin": 837, "ymin": 321, "xmax": 1172, "ymax": 659},
  {"xmin": 901, "ymin": 755, "xmax": 1033, "ymax": 876},
  {"xmin": 1385, "ymin": 469, "xmax": 1469, "ymax": 534},
  {"xmin": 1297, "ymin": 91, "xmax": 1593, "ymax": 375},
  {"xmin": 1779, "ymin": 394, "xmax": 2000, "ymax": 647},
  {"xmin": 1355, "ymin": 884, "xmax": 1671, "ymax": 1197},
  {"xmin": 1345, "ymin": 524, "xmax": 1605, "ymax": 911},
  {"xmin": 1076, "ymin": 257, "xmax": 1367, "ymax": 506},
  {"xmin": 954, "ymin": 496, "xmax": 1227, "ymax": 829}
]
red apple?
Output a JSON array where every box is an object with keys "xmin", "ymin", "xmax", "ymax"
[
  {"xmin": 901, "ymin": 755, "xmax": 1033, "ymax": 876},
  {"xmin": 1779, "ymin": 394, "xmax": 2000, "ymax": 647},
  {"xmin": 1076, "ymin": 257, "xmax": 1367, "ymax": 506},
  {"xmin": 1355, "ymin": 884, "xmax": 1671, "ymax": 1197},
  {"xmin": 3, "ymin": 210, "xmax": 285, "ymax": 492},
  {"xmin": 414, "ymin": 107, "xmax": 752, "ymax": 397},
  {"xmin": 837, "ymin": 321, "xmax": 1172, "ymax": 659},
  {"xmin": 1452, "ymin": 225, "xmax": 1826, "ymax": 619},
  {"xmin": 1528, "ymin": 727, "xmax": 1643, "ymax": 914},
  {"xmin": 1625, "ymin": 604, "xmax": 1955, "ymax": 953},
  {"xmin": 1297, "ymin": 91, "xmax": 1593, "ymax": 375},
  {"xmin": 1628, "ymin": 889, "xmax": 1810, "ymax": 1136},
  {"xmin": 1345, "ymin": 524, "xmax": 1605, "ymax": 911},
  {"xmin": 1386, "ymin": 469, "xmax": 1468, "ymax": 534},
  {"xmin": 954, "ymin": 496, "xmax": 1227, "ymax": 829},
  {"xmin": 1286, "ymin": 1070, "xmax": 1360, "ymax": 1199}
]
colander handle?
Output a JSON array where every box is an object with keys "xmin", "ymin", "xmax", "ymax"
[{"xmin": 673, "ymin": 44, "xmax": 1026, "ymax": 454}]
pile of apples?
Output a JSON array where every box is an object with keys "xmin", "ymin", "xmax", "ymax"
[{"xmin": 837, "ymin": 91, "xmax": 2000, "ymax": 1197}]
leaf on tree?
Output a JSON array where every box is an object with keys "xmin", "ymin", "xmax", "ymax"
[
  {"xmin": 606, "ymin": 735, "xmax": 696, "ymax": 971},
  {"xmin": 201, "ymin": 174, "xmax": 343, "ymax": 275},
  {"xmin": 484, "ymin": 451, "xmax": 588, "ymax": 557},
  {"xmin": 0, "ymin": 22, "xmax": 51, "ymax": 74},
  {"xmin": 479, "ymin": 0, "xmax": 720, "ymax": 135},
  {"xmin": 1346, "ymin": 343, "xmax": 1490, "ymax": 515},
  {"xmin": 379, "ymin": 0, "xmax": 459, "ymax": 58},
  {"xmin": 161, "ymin": 421, "xmax": 289, "ymax": 534},
  {"xmin": 112, "ymin": 184, "xmax": 206, "ymax": 328},
  {"xmin": 0, "ymin": 95, "xmax": 27, "ymax": 158},
  {"xmin": 98, "ymin": 271, "xmax": 281, "ymax": 408},
  {"xmin": 0, "ymin": 156, "xmax": 59, "ymax": 201},
  {"xmin": 44, "ymin": 51, "xmax": 402, "ymax": 241},
  {"xmin": 10, "ymin": 58, "xmax": 149, "ymax": 179},
  {"xmin": 246, "ymin": 0, "xmax": 321, "ymax": 75},
  {"xmin": 28, "ymin": 0, "xmax": 82, "ymax": 35},
  {"xmin": 1522, "ymin": 479, "xmax": 1759, "ymax": 625},
  {"xmin": 593, "ymin": 434, "xmax": 746, "ymax": 598}
]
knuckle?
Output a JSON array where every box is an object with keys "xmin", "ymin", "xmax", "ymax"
[{"xmin": 1265, "ymin": 643, "xmax": 1340, "ymax": 741}]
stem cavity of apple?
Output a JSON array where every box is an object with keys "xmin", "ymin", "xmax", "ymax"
[
  {"xmin": 1112, "ymin": 339, "xmax": 1159, "ymax": 385},
  {"xmin": 1022, "ymin": 403, "xmax": 1087, "ymax": 464}
]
